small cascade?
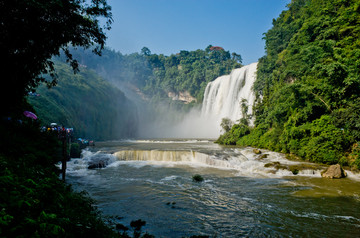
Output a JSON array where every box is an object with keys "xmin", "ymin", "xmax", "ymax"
[
  {"xmin": 114, "ymin": 150, "xmax": 194, "ymax": 162},
  {"xmin": 66, "ymin": 146, "xmax": 354, "ymax": 179},
  {"xmin": 111, "ymin": 148, "xmax": 324, "ymax": 178},
  {"xmin": 201, "ymin": 62, "xmax": 258, "ymax": 125}
]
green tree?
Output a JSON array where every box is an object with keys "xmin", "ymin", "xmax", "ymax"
[
  {"xmin": 141, "ymin": 47, "xmax": 151, "ymax": 56},
  {"xmin": 232, "ymin": 52, "xmax": 243, "ymax": 63},
  {"xmin": 1, "ymin": 0, "xmax": 112, "ymax": 116},
  {"xmin": 219, "ymin": 0, "xmax": 360, "ymax": 168},
  {"xmin": 220, "ymin": 118, "xmax": 233, "ymax": 133}
]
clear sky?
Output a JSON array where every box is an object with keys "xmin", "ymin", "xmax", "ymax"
[{"xmin": 104, "ymin": 0, "xmax": 291, "ymax": 65}]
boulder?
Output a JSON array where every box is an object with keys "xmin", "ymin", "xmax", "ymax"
[
  {"xmin": 258, "ymin": 154, "xmax": 269, "ymax": 160},
  {"xmin": 253, "ymin": 149, "xmax": 262, "ymax": 154},
  {"xmin": 321, "ymin": 164, "xmax": 347, "ymax": 179},
  {"xmin": 88, "ymin": 159, "xmax": 107, "ymax": 169}
]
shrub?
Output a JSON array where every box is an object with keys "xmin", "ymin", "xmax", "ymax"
[{"xmin": 70, "ymin": 143, "xmax": 81, "ymax": 158}]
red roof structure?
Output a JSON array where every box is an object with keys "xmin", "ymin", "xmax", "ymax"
[{"xmin": 210, "ymin": 46, "xmax": 224, "ymax": 51}]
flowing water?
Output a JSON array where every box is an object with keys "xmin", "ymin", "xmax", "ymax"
[
  {"xmin": 201, "ymin": 63, "xmax": 257, "ymax": 128},
  {"xmin": 66, "ymin": 140, "xmax": 360, "ymax": 237},
  {"xmin": 129, "ymin": 63, "xmax": 258, "ymax": 139}
]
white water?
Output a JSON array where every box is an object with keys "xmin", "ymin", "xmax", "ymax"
[
  {"xmin": 155, "ymin": 63, "xmax": 258, "ymax": 139},
  {"xmin": 201, "ymin": 62, "xmax": 257, "ymax": 127},
  {"xmin": 66, "ymin": 140, "xmax": 360, "ymax": 237},
  {"xmin": 66, "ymin": 140, "xmax": 332, "ymax": 179}
]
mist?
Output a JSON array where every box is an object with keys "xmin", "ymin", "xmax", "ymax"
[
  {"xmin": 109, "ymin": 81, "xmax": 222, "ymax": 139},
  {"xmin": 107, "ymin": 63, "xmax": 257, "ymax": 140},
  {"xmin": 69, "ymin": 48, "xmax": 257, "ymax": 140}
]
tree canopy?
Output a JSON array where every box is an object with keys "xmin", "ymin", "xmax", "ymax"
[
  {"xmin": 1, "ymin": 0, "xmax": 112, "ymax": 116},
  {"xmin": 29, "ymin": 61, "xmax": 138, "ymax": 140},
  {"xmin": 71, "ymin": 45, "xmax": 242, "ymax": 103},
  {"xmin": 218, "ymin": 0, "xmax": 360, "ymax": 169}
]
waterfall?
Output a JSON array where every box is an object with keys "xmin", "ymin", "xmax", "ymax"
[
  {"xmin": 125, "ymin": 62, "xmax": 258, "ymax": 139},
  {"xmin": 156, "ymin": 62, "xmax": 258, "ymax": 139},
  {"xmin": 201, "ymin": 62, "xmax": 257, "ymax": 125}
]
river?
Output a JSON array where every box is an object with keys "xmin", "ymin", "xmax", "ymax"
[{"xmin": 66, "ymin": 140, "xmax": 360, "ymax": 237}]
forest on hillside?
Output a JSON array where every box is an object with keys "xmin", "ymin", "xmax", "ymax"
[
  {"xmin": 29, "ymin": 45, "xmax": 241, "ymax": 140},
  {"xmin": 28, "ymin": 62, "xmax": 138, "ymax": 140},
  {"xmin": 69, "ymin": 45, "xmax": 242, "ymax": 102},
  {"xmin": 218, "ymin": 0, "xmax": 360, "ymax": 170}
]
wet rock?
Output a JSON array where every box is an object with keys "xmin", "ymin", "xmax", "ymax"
[
  {"xmin": 192, "ymin": 174, "xmax": 204, "ymax": 182},
  {"xmin": 264, "ymin": 162, "xmax": 282, "ymax": 169},
  {"xmin": 264, "ymin": 162, "xmax": 323, "ymax": 175},
  {"xmin": 321, "ymin": 164, "xmax": 347, "ymax": 179},
  {"xmin": 88, "ymin": 159, "xmax": 107, "ymax": 169},
  {"xmin": 253, "ymin": 149, "xmax": 262, "ymax": 154},
  {"xmin": 258, "ymin": 154, "xmax": 269, "ymax": 160}
]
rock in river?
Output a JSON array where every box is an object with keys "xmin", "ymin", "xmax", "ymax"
[
  {"xmin": 253, "ymin": 149, "xmax": 262, "ymax": 154},
  {"xmin": 321, "ymin": 164, "xmax": 347, "ymax": 179}
]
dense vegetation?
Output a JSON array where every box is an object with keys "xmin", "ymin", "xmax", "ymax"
[
  {"xmin": 141, "ymin": 46, "xmax": 242, "ymax": 101},
  {"xmin": 0, "ymin": 119, "xmax": 120, "ymax": 237},
  {"xmin": 1, "ymin": 0, "xmax": 112, "ymax": 118},
  {"xmin": 218, "ymin": 0, "xmax": 360, "ymax": 169},
  {"xmin": 69, "ymin": 45, "xmax": 242, "ymax": 102},
  {"xmin": 29, "ymin": 62, "xmax": 138, "ymax": 140},
  {"xmin": 0, "ymin": 1, "xmax": 132, "ymax": 237}
]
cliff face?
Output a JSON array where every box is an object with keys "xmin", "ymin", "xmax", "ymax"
[{"xmin": 167, "ymin": 91, "xmax": 197, "ymax": 104}]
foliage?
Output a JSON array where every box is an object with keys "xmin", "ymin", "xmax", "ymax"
[
  {"xmin": 70, "ymin": 143, "xmax": 81, "ymax": 158},
  {"xmin": 0, "ymin": 119, "xmax": 119, "ymax": 237},
  {"xmin": 219, "ymin": 0, "xmax": 360, "ymax": 169},
  {"xmin": 1, "ymin": 0, "xmax": 112, "ymax": 117},
  {"xmin": 0, "ymin": 1, "xmax": 153, "ymax": 237},
  {"xmin": 68, "ymin": 46, "xmax": 242, "ymax": 103},
  {"xmin": 28, "ymin": 62, "xmax": 138, "ymax": 140},
  {"xmin": 220, "ymin": 118, "xmax": 233, "ymax": 133},
  {"xmin": 142, "ymin": 45, "xmax": 242, "ymax": 102},
  {"xmin": 216, "ymin": 122, "xmax": 251, "ymax": 145}
]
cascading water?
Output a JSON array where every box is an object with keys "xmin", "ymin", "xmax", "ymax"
[
  {"xmin": 201, "ymin": 62, "xmax": 257, "ymax": 126},
  {"xmin": 159, "ymin": 63, "xmax": 259, "ymax": 139}
]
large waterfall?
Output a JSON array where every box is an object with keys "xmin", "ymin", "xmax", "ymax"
[
  {"xmin": 132, "ymin": 63, "xmax": 258, "ymax": 139},
  {"xmin": 201, "ymin": 62, "xmax": 257, "ymax": 125},
  {"xmin": 154, "ymin": 62, "xmax": 258, "ymax": 139}
]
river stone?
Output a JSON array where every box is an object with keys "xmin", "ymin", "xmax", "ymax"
[
  {"xmin": 258, "ymin": 154, "xmax": 269, "ymax": 160},
  {"xmin": 253, "ymin": 149, "xmax": 262, "ymax": 154},
  {"xmin": 88, "ymin": 159, "xmax": 108, "ymax": 169},
  {"xmin": 321, "ymin": 164, "xmax": 347, "ymax": 179}
]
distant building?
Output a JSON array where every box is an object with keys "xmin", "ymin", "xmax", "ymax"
[{"xmin": 209, "ymin": 46, "xmax": 224, "ymax": 51}]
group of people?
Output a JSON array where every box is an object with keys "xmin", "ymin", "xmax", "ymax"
[
  {"xmin": 41, "ymin": 123, "xmax": 94, "ymax": 146},
  {"xmin": 77, "ymin": 138, "xmax": 95, "ymax": 146},
  {"xmin": 42, "ymin": 123, "xmax": 74, "ymax": 136}
]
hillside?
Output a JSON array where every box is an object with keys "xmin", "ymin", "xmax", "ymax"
[
  {"xmin": 68, "ymin": 45, "xmax": 242, "ymax": 103},
  {"xmin": 28, "ymin": 62, "xmax": 138, "ymax": 140},
  {"xmin": 218, "ymin": 0, "xmax": 360, "ymax": 169}
]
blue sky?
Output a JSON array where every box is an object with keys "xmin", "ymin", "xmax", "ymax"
[{"xmin": 104, "ymin": 0, "xmax": 290, "ymax": 65}]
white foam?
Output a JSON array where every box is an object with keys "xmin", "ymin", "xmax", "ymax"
[
  {"xmin": 161, "ymin": 175, "xmax": 180, "ymax": 181},
  {"xmin": 135, "ymin": 139, "xmax": 211, "ymax": 144},
  {"xmin": 345, "ymin": 170, "xmax": 360, "ymax": 181},
  {"xmin": 67, "ymin": 146, "xmax": 360, "ymax": 181}
]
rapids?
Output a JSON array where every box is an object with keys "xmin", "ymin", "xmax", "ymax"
[{"xmin": 66, "ymin": 140, "xmax": 360, "ymax": 237}]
